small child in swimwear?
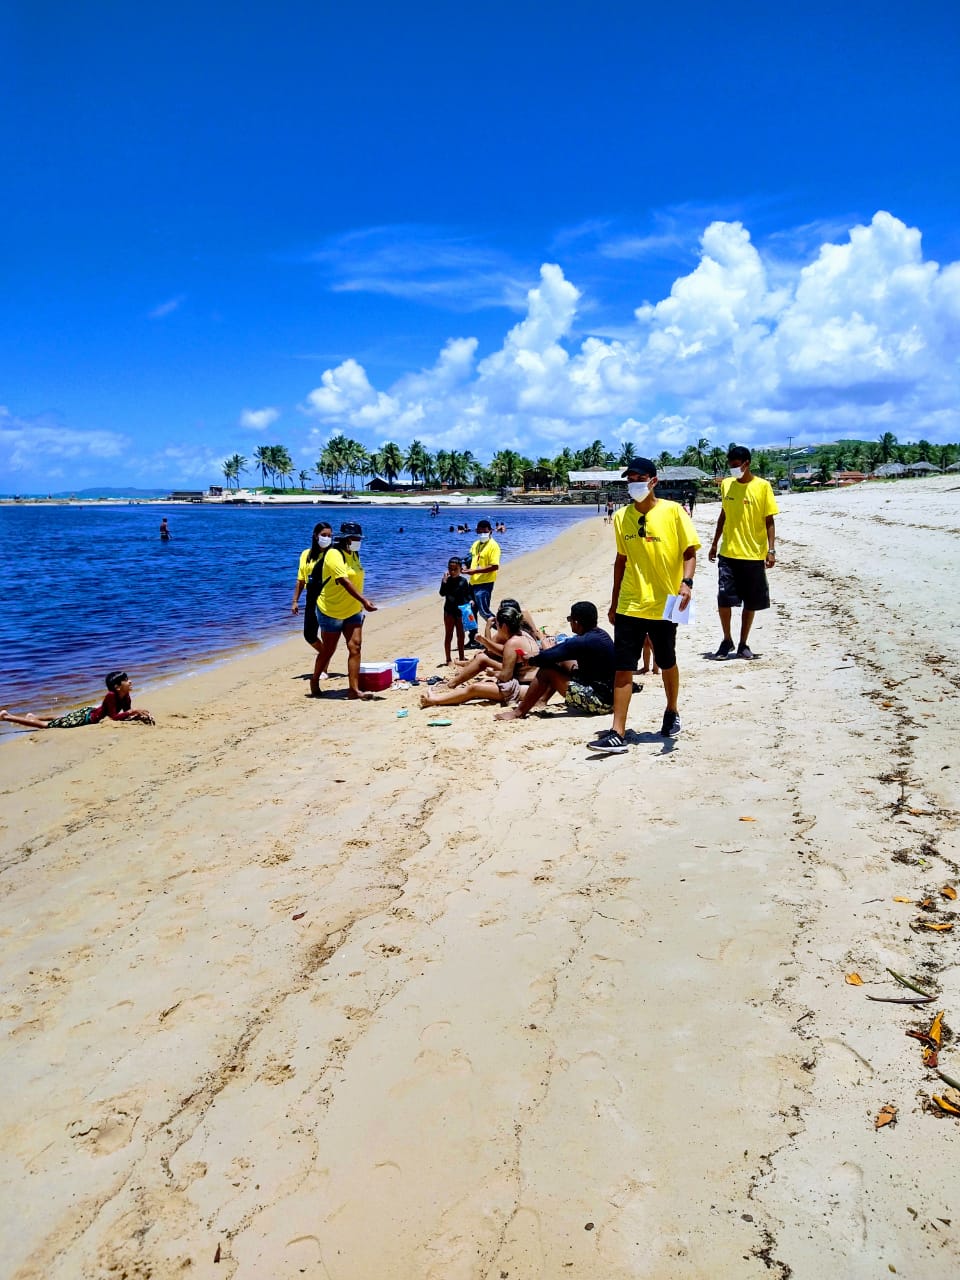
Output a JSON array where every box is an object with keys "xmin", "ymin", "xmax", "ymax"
[{"xmin": 0, "ymin": 670, "xmax": 155, "ymax": 730}]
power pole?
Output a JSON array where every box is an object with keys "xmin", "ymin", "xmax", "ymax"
[{"xmin": 787, "ymin": 435, "xmax": 794, "ymax": 488}]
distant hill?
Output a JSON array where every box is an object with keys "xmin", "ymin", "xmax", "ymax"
[{"xmin": 49, "ymin": 487, "xmax": 171, "ymax": 499}]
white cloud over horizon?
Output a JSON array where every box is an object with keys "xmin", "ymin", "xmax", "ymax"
[
  {"xmin": 301, "ymin": 212, "xmax": 960, "ymax": 454},
  {"xmin": 148, "ymin": 294, "xmax": 186, "ymax": 319},
  {"xmin": 0, "ymin": 408, "xmax": 130, "ymax": 478}
]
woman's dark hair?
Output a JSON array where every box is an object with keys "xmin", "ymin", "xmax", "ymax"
[
  {"xmin": 105, "ymin": 670, "xmax": 128, "ymax": 691},
  {"xmin": 495, "ymin": 605, "xmax": 522, "ymax": 636},
  {"xmin": 307, "ymin": 522, "xmax": 333, "ymax": 564}
]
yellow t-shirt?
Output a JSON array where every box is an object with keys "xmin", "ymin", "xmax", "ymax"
[
  {"xmin": 719, "ymin": 476, "xmax": 779, "ymax": 560},
  {"xmin": 469, "ymin": 537, "xmax": 500, "ymax": 585},
  {"xmin": 297, "ymin": 547, "xmax": 317, "ymax": 586},
  {"xmin": 316, "ymin": 547, "xmax": 365, "ymax": 619},
  {"xmin": 614, "ymin": 500, "xmax": 701, "ymax": 620}
]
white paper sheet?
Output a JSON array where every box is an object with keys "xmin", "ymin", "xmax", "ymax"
[{"xmin": 663, "ymin": 594, "xmax": 696, "ymax": 625}]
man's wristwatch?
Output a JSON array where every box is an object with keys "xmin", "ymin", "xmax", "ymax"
[{"xmin": 681, "ymin": 577, "xmax": 694, "ymax": 588}]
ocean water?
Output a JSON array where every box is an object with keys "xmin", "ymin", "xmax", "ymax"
[{"xmin": 0, "ymin": 502, "xmax": 596, "ymax": 725}]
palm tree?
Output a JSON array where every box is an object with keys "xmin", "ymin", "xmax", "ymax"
[
  {"xmin": 298, "ymin": 469, "xmax": 310, "ymax": 491},
  {"xmin": 272, "ymin": 445, "xmax": 294, "ymax": 491},
  {"xmin": 552, "ymin": 448, "xmax": 575, "ymax": 488},
  {"xmin": 405, "ymin": 439, "xmax": 430, "ymax": 488},
  {"xmin": 915, "ymin": 439, "xmax": 933, "ymax": 462},
  {"xmin": 231, "ymin": 454, "xmax": 247, "ymax": 489},
  {"xmin": 695, "ymin": 436, "xmax": 710, "ymax": 468},
  {"xmin": 380, "ymin": 442, "xmax": 404, "ymax": 487},
  {"xmin": 617, "ymin": 441, "xmax": 636, "ymax": 466},
  {"xmin": 222, "ymin": 458, "xmax": 237, "ymax": 488},
  {"xmin": 253, "ymin": 445, "xmax": 272, "ymax": 489},
  {"xmin": 490, "ymin": 449, "xmax": 523, "ymax": 487},
  {"xmin": 753, "ymin": 451, "xmax": 771, "ymax": 477},
  {"xmin": 865, "ymin": 445, "xmax": 881, "ymax": 472},
  {"xmin": 878, "ymin": 431, "xmax": 898, "ymax": 463},
  {"xmin": 447, "ymin": 450, "xmax": 470, "ymax": 487},
  {"xmin": 708, "ymin": 447, "xmax": 725, "ymax": 475},
  {"xmin": 657, "ymin": 450, "xmax": 676, "ymax": 471}
]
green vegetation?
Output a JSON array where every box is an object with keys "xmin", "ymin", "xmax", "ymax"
[{"xmin": 218, "ymin": 432, "xmax": 960, "ymax": 493}]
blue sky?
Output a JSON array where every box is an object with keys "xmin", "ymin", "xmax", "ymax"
[{"xmin": 2, "ymin": 0, "xmax": 959, "ymax": 489}]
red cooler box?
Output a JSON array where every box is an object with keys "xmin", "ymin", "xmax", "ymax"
[{"xmin": 358, "ymin": 662, "xmax": 393, "ymax": 692}]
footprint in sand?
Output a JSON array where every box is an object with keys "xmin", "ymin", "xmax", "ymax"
[{"xmin": 68, "ymin": 1095, "xmax": 142, "ymax": 1155}]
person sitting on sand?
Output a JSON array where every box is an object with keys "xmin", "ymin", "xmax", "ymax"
[
  {"xmin": 314, "ymin": 521, "xmax": 379, "ymax": 700},
  {"xmin": 495, "ymin": 601, "xmax": 615, "ymax": 722},
  {"xmin": 1, "ymin": 671, "xmax": 154, "ymax": 730},
  {"xmin": 438, "ymin": 556, "xmax": 473, "ymax": 663},
  {"xmin": 445, "ymin": 596, "xmax": 545, "ymax": 687},
  {"xmin": 419, "ymin": 606, "xmax": 538, "ymax": 710}
]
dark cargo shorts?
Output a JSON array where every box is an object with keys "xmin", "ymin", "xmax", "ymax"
[{"xmin": 717, "ymin": 555, "xmax": 770, "ymax": 611}]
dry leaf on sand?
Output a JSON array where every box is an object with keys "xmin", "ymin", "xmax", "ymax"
[
  {"xmin": 929, "ymin": 1011, "xmax": 944, "ymax": 1047},
  {"xmin": 941, "ymin": 886, "xmax": 958, "ymax": 901},
  {"xmin": 915, "ymin": 921, "xmax": 954, "ymax": 932},
  {"xmin": 739, "ymin": 816, "xmax": 757, "ymax": 823},
  {"xmin": 893, "ymin": 896, "xmax": 915, "ymax": 904},
  {"xmin": 845, "ymin": 973, "xmax": 864, "ymax": 986},
  {"xmin": 875, "ymin": 1104, "xmax": 898, "ymax": 1129}
]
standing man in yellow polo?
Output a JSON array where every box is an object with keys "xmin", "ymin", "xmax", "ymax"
[
  {"xmin": 461, "ymin": 518, "xmax": 500, "ymax": 648},
  {"xmin": 707, "ymin": 445, "xmax": 778, "ymax": 660},
  {"xmin": 588, "ymin": 457, "xmax": 700, "ymax": 754}
]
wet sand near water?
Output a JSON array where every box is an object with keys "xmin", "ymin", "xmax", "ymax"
[{"xmin": 1, "ymin": 477, "xmax": 958, "ymax": 1278}]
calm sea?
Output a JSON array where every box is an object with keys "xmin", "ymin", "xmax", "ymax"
[{"xmin": 0, "ymin": 502, "xmax": 596, "ymax": 727}]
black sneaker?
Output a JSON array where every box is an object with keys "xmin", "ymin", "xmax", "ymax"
[
  {"xmin": 586, "ymin": 729, "xmax": 628, "ymax": 754},
  {"xmin": 715, "ymin": 638, "xmax": 735, "ymax": 659},
  {"xmin": 737, "ymin": 644, "xmax": 755, "ymax": 660},
  {"xmin": 660, "ymin": 709, "xmax": 682, "ymax": 738}
]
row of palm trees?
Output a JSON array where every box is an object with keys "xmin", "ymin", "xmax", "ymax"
[{"xmin": 220, "ymin": 432, "xmax": 958, "ymax": 492}]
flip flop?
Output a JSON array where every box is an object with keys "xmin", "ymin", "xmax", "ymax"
[{"xmin": 427, "ymin": 718, "xmax": 453, "ymax": 727}]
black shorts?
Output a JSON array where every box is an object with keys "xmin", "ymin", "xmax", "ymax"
[
  {"xmin": 717, "ymin": 555, "xmax": 770, "ymax": 610},
  {"xmin": 613, "ymin": 614, "xmax": 677, "ymax": 672},
  {"xmin": 303, "ymin": 592, "xmax": 320, "ymax": 645}
]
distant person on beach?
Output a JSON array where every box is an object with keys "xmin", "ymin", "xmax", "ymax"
[
  {"xmin": 495, "ymin": 601, "xmax": 615, "ymax": 722},
  {"xmin": 604, "ymin": 498, "xmax": 615, "ymax": 524},
  {"xmin": 438, "ymin": 556, "xmax": 473, "ymax": 663},
  {"xmin": 159, "ymin": 517, "xmax": 171, "ymax": 541},
  {"xmin": 314, "ymin": 521, "xmax": 378, "ymax": 700},
  {"xmin": 461, "ymin": 519, "xmax": 501, "ymax": 647},
  {"xmin": 419, "ymin": 606, "xmax": 538, "ymax": 711},
  {"xmin": 291, "ymin": 521, "xmax": 334, "ymax": 691},
  {"xmin": 708, "ymin": 445, "xmax": 778, "ymax": 661},
  {"xmin": 587, "ymin": 457, "xmax": 699, "ymax": 754},
  {"xmin": 1, "ymin": 671, "xmax": 154, "ymax": 730}
]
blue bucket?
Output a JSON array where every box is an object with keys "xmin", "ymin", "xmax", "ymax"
[{"xmin": 395, "ymin": 657, "xmax": 419, "ymax": 682}]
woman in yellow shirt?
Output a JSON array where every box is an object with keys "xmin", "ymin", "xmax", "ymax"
[
  {"xmin": 291, "ymin": 521, "xmax": 333, "ymax": 694},
  {"xmin": 314, "ymin": 521, "xmax": 379, "ymax": 700}
]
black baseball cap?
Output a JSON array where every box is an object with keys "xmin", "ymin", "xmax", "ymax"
[
  {"xmin": 621, "ymin": 457, "xmax": 657, "ymax": 477},
  {"xmin": 340, "ymin": 521, "xmax": 363, "ymax": 537},
  {"xmin": 567, "ymin": 601, "xmax": 598, "ymax": 629}
]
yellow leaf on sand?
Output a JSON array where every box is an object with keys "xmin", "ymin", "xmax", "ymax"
[
  {"xmin": 875, "ymin": 1104, "xmax": 897, "ymax": 1129},
  {"xmin": 929, "ymin": 1011, "xmax": 944, "ymax": 1047},
  {"xmin": 941, "ymin": 886, "xmax": 958, "ymax": 901},
  {"xmin": 739, "ymin": 816, "xmax": 757, "ymax": 823},
  {"xmin": 933, "ymin": 1095, "xmax": 960, "ymax": 1117},
  {"xmin": 845, "ymin": 973, "xmax": 864, "ymax": 986},
  {"xmin": 919, "ymin": 922, "xmax": 954, "ymax": 932},
  {"xmin": 893, "ymin": 897, "xmax": 914, "ymax": 904}
]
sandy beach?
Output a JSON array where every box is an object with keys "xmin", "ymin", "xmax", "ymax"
[{"xmin": 2, "ymin": 477, "xmax": 958, "ymax": 1279}]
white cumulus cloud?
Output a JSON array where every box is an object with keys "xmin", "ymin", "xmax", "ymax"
[
  {"xmin": 300, "ymin": 214, "xmax": 960, "ymax": 453},
  {"xmin": 239, "ymin": 406, "xmax": 280, "ymax": 431}
]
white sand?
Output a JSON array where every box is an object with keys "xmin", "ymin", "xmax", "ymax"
[{"xmin": 2, "ymin": 477, "xmax": 958, "ymax": 1279}]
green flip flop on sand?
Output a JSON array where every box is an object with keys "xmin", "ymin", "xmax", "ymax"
[{"xmin": 427, "ymin": 718, "xmax": 453, "ymax": 727}]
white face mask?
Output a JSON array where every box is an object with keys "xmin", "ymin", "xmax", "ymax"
[
  {"xmin": 729, "ymin": 465, "xmax": 745, "ymax": 479},
  {"xmin": 627, "ymin": 481, "xmax": 653, "ymax": 502},
  {"xmin": 348, "ymin": 540, "xmax": 362, "ymax": 552},
  {"xmin": 478, "ymin": 532, "xmax": 491, "ymax": 542},
  {"xmin": 316, "ymin": 535, "xmax": 332, "ymax": 548}
]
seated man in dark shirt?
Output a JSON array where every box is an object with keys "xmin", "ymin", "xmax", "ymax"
[{"xmin": 495, "ymin": 600, "xmax": 614, "ymax": 722}]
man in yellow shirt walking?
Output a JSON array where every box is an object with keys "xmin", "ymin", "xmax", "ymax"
[
  {"xmin": 588, "ymin": 458, "xmax": 700, "ymax": 754},
  {"xmin": 707, "ymin": 445, "xmax": 778, "ymax": 660}
]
